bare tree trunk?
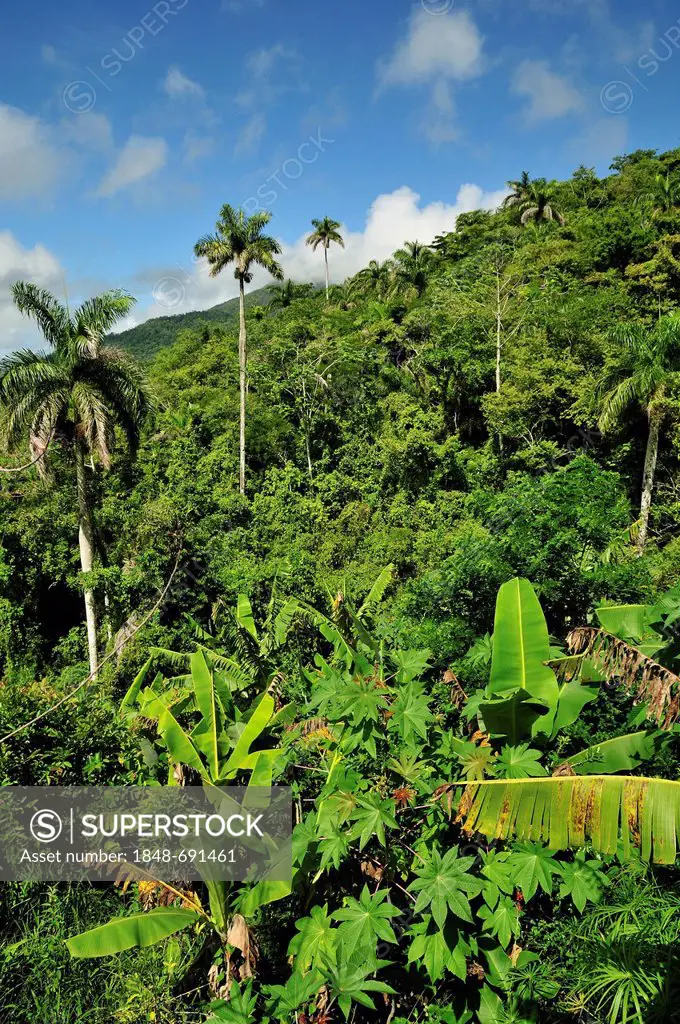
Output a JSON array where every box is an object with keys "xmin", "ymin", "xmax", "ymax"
[
  {"xmin": 75, "ymin": 442, "xmax": 98, "ymax": 678},
  {"xmin": 324, "ymin": 247, "xmax": 330, "ymax": 301},
  {"xmin": 495, "ymin": 269, "xmax": 504, "ymax": 455},
  {"xmin": 495, "ymin": 274, "xmax": 502, "ymax": 393},
  {"xmin": 305, "ymin": 433, "xmax": 313, "ymax": 480},
  {"xmin": 637, "ymin": 409, "xmax": 661, "ymax": 556},
  {"xmin": 238, "ymin": 277, "xmax": 247, "ymax": 495}
]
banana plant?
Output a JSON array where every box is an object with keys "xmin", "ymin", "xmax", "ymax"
[
  {"xmin": 66, "ymin": 649, "xmax": 291, "ymax": 967},
  {"xmin": 457, "ymin": 578, "xmax": 680, "ymax": 865}
]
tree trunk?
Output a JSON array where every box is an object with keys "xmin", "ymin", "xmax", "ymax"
[
  {"xmin": 495, "ymin": 275, "xmax": 502, "ymax": 393},
  {"xmin": 238, "ymin": 277, "xmax": 247, "ymax": 495},
  {"xmin": 75, "ymin": 441, "xmax": 98, "ymax": 678},
  {"xmin": 495, "ymin": 271, "xmax": 504, "ymax": 455},
  {"xmin": 637, "ymin": 409, "xmax": 661, "ymax": 556},
  {"xmin": 324, "ymin": 247, "xmax": 330, "ymax": 301}
]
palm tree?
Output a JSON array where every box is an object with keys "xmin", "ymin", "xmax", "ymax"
[
  {"xmin": 352, "ymin": 259, "xmax": 394, "ymax": 300},
  {"xmin": 507, "ymin": 177, "xmax": 566, "ymax": 226},
  {"xmin": 0, "ymin": 283, "xmax": 152, "ymax": 678},
  {"xmin": 305, "ymin": 217, "xmax": 344, "ymax": 300},
  {"xmin": 599, "ymin": 314, "xmax": 680, "ymax": 555},
  {"xmin": 392, "ymin": 241, "xmax": 433, "ymax": 299},
  {"xmin": 194, "ymin": 205, "xmax": 283, "ymax": 494},
  {"xmin": 267, "ymin": 279, "xmax": 313, "ymax": 311},
  {"xmin": 652, "ymin": 171, "xmax": 679, "ymax": 221},
  {"xmin": 502, "ymin": 170, "xmax": 532, "ymax": 211}
]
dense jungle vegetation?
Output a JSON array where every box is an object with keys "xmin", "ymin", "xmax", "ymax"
[{"xmin": 3, "ymin": 147, "xmax": 680, "ymax": 1022}]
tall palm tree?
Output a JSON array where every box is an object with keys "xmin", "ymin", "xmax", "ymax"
[
  {"xmin": 599, "ymin": 314, "xmax": 680, "ymax": 555},
  {"xmin": 507, "ymin": 177, "xmax": 566, "ymax": 226},
  {"xmin": 194, "ymin": 205, "xmax": 283, "ymax": 494},
  {"xmin": 0, "ymin": 283, "xmax": 152, "ymax": 678},
  {"xmin": 305, "ymin": 217, "xmax": 344, "ymax": 300},
  {"xmin": 502, "ymin": 170, "xmax": 532, "ymax": 211},
  {"xmin": 392, "ymin": 241, "xmax": 433, "ymax": 299}
]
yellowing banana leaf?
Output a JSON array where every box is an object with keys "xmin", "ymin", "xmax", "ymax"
[
  {"xmin": 66, "ymin": 908, "xmax": 201, "ymax": 958},
  {"xmin": 455, "ymin": 775, "xmax": 680, "ymax": 864}
]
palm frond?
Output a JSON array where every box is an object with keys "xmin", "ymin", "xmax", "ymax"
[
  {"xmin": 599, "ymin": 375, "xmax": 648, "ymax": 432},
  {"xmin": 10, "ymin": 282, "xmax": 69, "ymax": 348},
  {"xmin": 72, "ymin": 291, "xmax": 136, "ymax": 355},
  {"xmin": 567, "ymin": 626, "xmax": 680, "ymax": 727}
]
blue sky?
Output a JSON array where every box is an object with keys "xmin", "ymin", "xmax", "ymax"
[{"xmin": 0, "ymin": 0, "xmax": 678, "ymax": 344}]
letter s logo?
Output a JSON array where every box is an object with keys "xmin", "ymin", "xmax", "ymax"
[{"xmin": 30, "ymin": 809, "xmax": 63, "ymax": 843}]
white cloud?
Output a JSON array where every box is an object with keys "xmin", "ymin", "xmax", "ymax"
[
  {"xmin": 237, "ymin": 43, "xmax": 306, "ymax": 108},
  {"xmin": 247, "ymin": 43, "xmax": 297, "ymax": 80},
  {"xmin": 0, "ymin": 103, "xmax": 65, "ymax": 200},
  {"xmin": 40, "ymin": 43, "xmax": 70, "ymax": 69},
  {"xmin": 130, "ymin": 183, "xmax": 508, "ymax": 323},
  {"xmin": 96, "ymin": 136, "xmax": 168, "ymax": 197},
  {"xmin": 423, "ymin": 80, "xmax": 459, "ymax": 144},
  {"xmin": 280, "ymin": 185, "xmax": 507, "ymax": 284},
  {"xmin": 527, "ymin": 0, "xmax": 654, "ymax": 64},
  {"xmin": 0, "ymin": 232, "xmax": 65, "ymax": 351},
  {"xmin": 377, "ymin": 10, "xmax": 485, "ymax": 143},
  {"xmin": 234, "ymin": 113, "xmax": 267, "ymax": 158},
  {"xmin": 183, "ymin": 132, "xmax": 215, "ymax": 164},
  {"xmin": 164, "ymin": 66, "xmax": 205, "ymax": 99},
  {"xmin": 378, "ymin": 9, "xmax": 485, "ymax": 88},
  {"xmin": 512, "ymin": 59, "xmax": 583, "ymax": 122},
  {"xmin": 61, "ymin": 111, "xmax": 113, "ymax": 152}
]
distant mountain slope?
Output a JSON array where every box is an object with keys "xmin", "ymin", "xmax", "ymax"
[{"xmin": 113, "ymin": 286, "xmax": 274, "ymax": 360}]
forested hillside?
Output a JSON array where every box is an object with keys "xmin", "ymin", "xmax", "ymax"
[
  {"xmin": 3, "ymin": 148, "xmax": 680, "ymax": 1022},
  {"xmin": 114, "ymin": 284, "xmax": 274, "ymax": 360}
]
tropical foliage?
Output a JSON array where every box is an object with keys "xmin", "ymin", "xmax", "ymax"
[{"xmin": 4, "ymin": 147, "xmax": 680, "ymax": 1022}]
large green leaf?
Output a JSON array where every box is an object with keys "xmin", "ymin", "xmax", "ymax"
[
  {"xmin": 595, "ymin": 604, "xmax": 653, "ymax": 641},
  {"xmin": 236, "ymin": 594, "xmax": 258, "ymax": 640},
  {"xmin": 357, "ymin": 564, "xmax": 394, "ymax": 617},
  {"xmin": 274, "ymin": 598, "xmax": 300, "ymax": 646},
  {"xmin": 455, "ymin": 775, "xmax": 680, "ymax": 864},
  {"xmin": 119, "ymin": 656, "xmax": 154, "ymax": 712},
  {"xmin": 190, "ymin": 650, "xmax": 222, "ymax": 779},
  {"xmin": 220, "ymin": 692, "xmax": 275, "ymax": 779},
  {"xmin": 550, "ymin": 678, "xmax": 599, "ymax": 738},
  {"xmin": 488, "ymin": 578, "xmax": 559, "ymax": 735},
  {"xmin": 66, "ymin": 908, "xmax": 200, "ymax": 958},
  {"xmin": 144, "ymin": 693, "xmax": 205, "ymax": 779},
  {"xmin": 479, "ymin": 690, "xmax": 548, "ymax": 744},
  {"xmin": 564, "ymin": 731, "xmax": 666, "ymax": 775}
]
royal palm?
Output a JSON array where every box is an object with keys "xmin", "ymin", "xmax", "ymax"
[
  {"xmin": 599, "ymin": 314, "xmax": 680, "ymax": 554},
  {"xmin": 505, "ymin": 176, "xmax": 565, "ymax": 226},
  {"xmin": 0, "ymin": 284, "xmax": 151, "ymax": 677},
  {"xmin": 195, "ymin": 205, "xmax": 283, "ymax": 494},
  {"xmin": 393, "ymin": 241, "xmax": 433, "ymax": 298},
  {"xmin": 306, "ymin": 217, "xmax": 344, "ymax": 300}
]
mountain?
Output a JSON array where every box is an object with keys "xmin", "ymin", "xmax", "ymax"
[{"xmin": 113, "ymin": 285, "xmax": 274, "ymax": 360}]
